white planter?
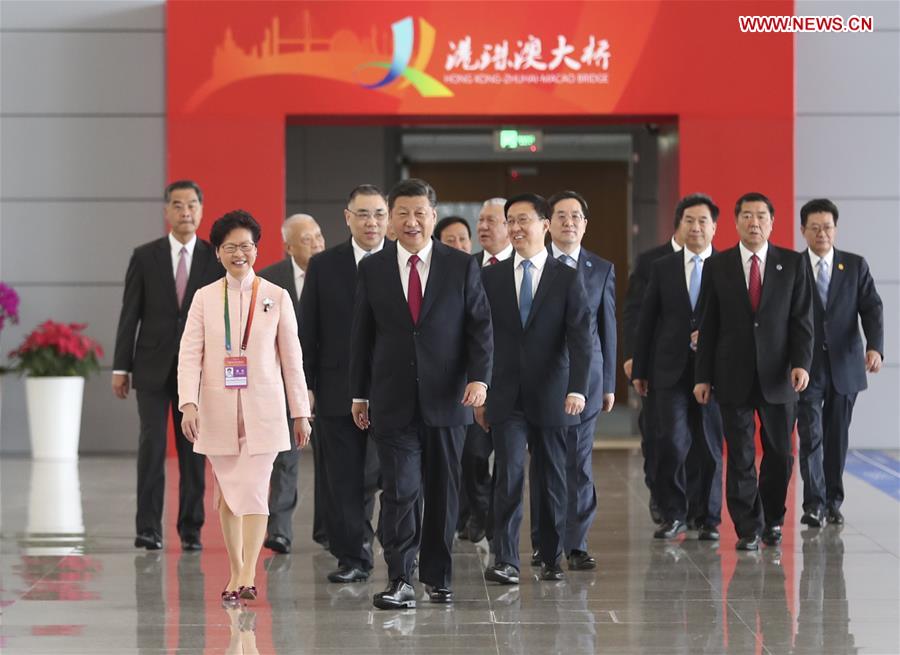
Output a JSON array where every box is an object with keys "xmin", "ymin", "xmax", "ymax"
[{"xmin": 25, "ymin": 376, "xmax": 84, "ymax": 460}]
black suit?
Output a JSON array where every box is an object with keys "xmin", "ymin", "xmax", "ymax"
[
  {"xmin": 530, "ymin": 247, "xmax": 616, "ymax": 555},
  {"xmin": 350, "ymin": 240, "xmax": 493, "ymax": 588},
  {"xmin": 696, "ymin": 243, "xmax": 813, "ymax": 538},
  {"xmin": 298, "ymin": 240, "xmax": 382, "ymax": 571},
  {"xmin": 113, "ymin": 235, "xmax": 223, "ymax": 539},
  {"xmin": 633, "ymin": 250, "xmax": 723, "ymax": 527},
  {"xmin": 482, "ymin": 254, "xmax": 591, "ymax": 569},
  {"xmin": 623, "ymin": 240, "xmax": 680, "ymax": 505},
  {"xmin": 797, "ymin": 249, "xmax": 883, "ymax": 513}
]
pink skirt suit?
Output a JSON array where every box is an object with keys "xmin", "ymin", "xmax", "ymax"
[{"xmin": 177, "ymin": 269, "xmax": 311, "ymax": 516}]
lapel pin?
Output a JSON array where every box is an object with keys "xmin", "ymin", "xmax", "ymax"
[
  {"xmin": 585, "ymin": 260, "xmax": 592, "ymax": 268},
  {"xmin": 262, "ymin": 297, "xmax": 274, "ymax": 312},
  {"xmin": 776, "ymin": 264, "xmax": 783, "ymax": 271},
  {"xmin": 838, "ymin": 263, "xmax": 844, "ymax": 271}
]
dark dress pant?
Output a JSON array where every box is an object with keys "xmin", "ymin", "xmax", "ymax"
[
  {"xmin": 267, "ymin": 431, "xmax": 299, "ymax": 542},
  {"xmin": 458, "ymin": 422, "xmax": 493, "ymax": 533},
  {"xmin": 639, "ymin": 394, "xmax": 660, "ymax": 501}
]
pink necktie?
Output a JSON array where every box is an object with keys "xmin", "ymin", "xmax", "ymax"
[
  {"xmin": 748, "ymin": 254, "xmax": 761, "ymax": 313},
  {"xmin": 408, "ymin": 254, "xmax": 422, "ymax": 324},
  {"xmin": 175, "ymin": 247, "xmax": 188, "ymax": 307}
]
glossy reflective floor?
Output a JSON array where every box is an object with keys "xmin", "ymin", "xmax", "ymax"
[{"xmin": 1, "ymin": 450, "xmax": 898, "ymax": 654}]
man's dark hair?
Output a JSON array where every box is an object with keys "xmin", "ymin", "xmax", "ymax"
[
  {"xmin": 675, "ymin": 193, "xmax": 720, "ymax": 228},
  {"xmin": 165, "ymin": 179, "xmax": 203, "ymax": 204},
  {"xmin": 800, "ymin": 198, "xmax": 839, "ymax": 227},
  {"xmin": 209, "ymin": 210, "xmax": 262, "ymax": 248},
  {"xmin": 388, "ymin": 178, "xmax": 437, "ymax": 211},
  {"xmin": 348, "ymin": 184, "xmax": 387, "ymax": 205},
  {"xmin": 504, "ymin": 193, "xmax": 549, "ymax": 220},
  {"xmin": 435, "ymin": 216, "xmax": 471, "ymax": 239},
  {"xmin": 734, "ymin": 192, "xmax": 775, "ymax": 218},
  {"xmin": 547, "ymin": 190, "xmax": 589, "ymax": 217}
]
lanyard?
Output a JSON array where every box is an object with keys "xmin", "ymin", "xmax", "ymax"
[{"xmin": 223, "ymin": 277, "xmax": 260, "ymax": 353}]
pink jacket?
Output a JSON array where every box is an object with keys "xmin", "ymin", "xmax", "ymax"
[{"xmin": 177, "ymin": 270, "xmax": 311, "ymax": 455}]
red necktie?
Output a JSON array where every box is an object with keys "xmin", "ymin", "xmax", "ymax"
[
  {"xmin": 748, "ymin": 254, "xmax": 761, "ymax": 312},
  {"xmin": 408, "ymin": 254, "xmax": 422, "ymax": 323},
  {"xmin": 488, "ymin": 256, "xmax": 499, "ymax": 265}
]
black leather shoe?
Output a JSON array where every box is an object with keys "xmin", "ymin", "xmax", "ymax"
[
  {"xmin": 654, "ymin": 519, "xmax": 687, "ymax": 539},
  {"xmin": 264, "ymin": 535, "xmax": 291, "ymax": 554},
  {"xmin": 530, "ymin": 550, "xmax": 541, "ymax": 567},
  {"xmin": 762, "ymin": 525, "xmax": 782, "ymax": 546},
  {"xmin": 484, "ymin": 563, "xmax": 520, "ymax": 585},
  {"xmin": 135, "ymin": 531, "xmax": 162, "ymax": 550},
  {"xmin": 567, "ymin": 550, "xmax": 596, "ymax": 571},
  {"xmin": 426, "ymin": 585, "xmax": 453, "ymax": 604},
  {"xmin": 539, "ymin": 564, "xmax": 565, "ymax": 581},
  {"xmin": 801, "ymin": 508, "xmax": 825, "ymax": 528},
  {"xmin": 466, "ymin": 519, "xmax": 486, "ymax": 543},
  {"xmin": 736, "ymin": 535, "xmax": 760, "ymax": 551},
  {"xmin": 698, "ymin": 526, "xmax": 720, "ymax": 541},
  {"xmin": 826, "ymin": 506, "xmax": 844, "ymax": 525},
  {"xmin": 181, "ymin": 535, "xmax": 202, "ymax": 551},
  {"xmin": 373, "ymin": 578, "xmax": 416, "ymax": 610},
  {"xmin": 327, "ymin": 566, "xmax": 370, "ymax": 583},
  {"xmin": 649, "ymin": 497, "xmax": 663, "ymax": 525}
]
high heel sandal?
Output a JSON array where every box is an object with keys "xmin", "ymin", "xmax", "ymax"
[
  {"xmin": 221, "ymin": 589, "xmax": 240, "ymax": 606},
  {"xmin": 238, "ymin": 585, "xmax": 258, "ymax": 601}
]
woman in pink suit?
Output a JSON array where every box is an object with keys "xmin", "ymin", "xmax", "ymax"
[{"xmin": 178, "ymin": 210, "xmax": 312, "ymax": 605}]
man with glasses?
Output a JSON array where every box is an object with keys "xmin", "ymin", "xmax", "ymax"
[
  {"xmin": 258, "ymin": 214, "xmax": 326, "ymax": 553},
  {"xmin": 479, "ymin": 193, "xmax": 591, "ymax": 585},
  {"xmin": 297, "ymin": 186, "xmax": 389, "ymax": 583},
  {"xmin": 527, "ymin": 190, "xmax": 615, "ymax": 571},
  {"xmin": 350, "ymin": 178, "xmax": 493, "ymax": 609},
  {"xmin": 113, "ymin": 180, "xmax": 224, "ymax": 552}
]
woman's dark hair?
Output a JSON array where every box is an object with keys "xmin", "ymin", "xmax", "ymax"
[{"xmin": 209, "ymin": 210, "xmax": 262, "ymax": 248}]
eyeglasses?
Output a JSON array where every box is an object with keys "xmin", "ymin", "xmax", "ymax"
[
  {"xmin": 348, "ymin": 209, "xmax": 388, "ymax": 221},
  {"xmin": 221, "ymin": 242, "xmax": 256, "ymax": 254},
  {"xmin": 394, "ymin": 209, "xmax": 432, "ymax": 221},
  {"xmin": 805, "ymin": 224, "xmax": 835, "ymax": 234},
  {"xmin": 553, "ymin": 212, "xmax": 586, "ymax": 223},
  {"xmin": 507, "ymin": 215, "xmax": 544, "ymax": 228}
]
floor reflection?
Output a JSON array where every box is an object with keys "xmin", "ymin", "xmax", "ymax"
[{"xmin": 24, "ymin": 460, "xmax": 84, "ymax": 555}]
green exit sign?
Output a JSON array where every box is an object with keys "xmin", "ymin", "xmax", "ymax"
[{"xmin": 494, "ymin": 129, "xmax": 543, "ymax": 152}]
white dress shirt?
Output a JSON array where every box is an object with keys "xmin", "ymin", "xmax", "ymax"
[
  {"xmin": 352, "ymin": 237, "xmax": 386, "ymax": 267},
  {"xmin": 671, "ymin": 236, "xmax": 683, "ymax": 253},
  {"xmin": 290, "ymin": 257, "xmax": 305, "ymax": 301},
  {"xmin": 807, "ymin": 247, "xmax": 834, "ymax": 278},
  {"xmin": 683, "ymin": 245, "xmax": 713, "ymax": 291},
  {"xmin": 738, "ymin": 241, "xmax": 769, "ymax": 288},
  {"xmin": 513, "ymin": 248, "xmax": 549, "ymax": 304},
  {"xmin": 481, "ymin": 243, "xmax": 514, "ymax": 266},
  {"xmin": 397, "ymin": 240, "xmax": 434, "ymax": 299},
  {"xmin": 169, "ymin": 232, "xmax": 197, "ymax": 276},
  {"xmin": 550, "ymin": 242, "xmax": 581, "ymax": 267}
]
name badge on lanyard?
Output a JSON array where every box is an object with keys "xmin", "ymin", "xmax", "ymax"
[{"xmin": 223, "ymin": 277, "xmax": 259, "ymax": 390}]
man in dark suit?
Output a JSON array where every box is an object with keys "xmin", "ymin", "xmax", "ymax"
[
  {"xmin": 632, "ymin": 193, "xmax": 724, "ymax": 541},
  {"xmin": 298, "ymin": 185, "xmax": 389, "ymax": 582},
  {"xmin": 113, "ymin": 180, "xmax": 224, "ymax": 551},
  {"xmin": 623, "ymin": 226, "xmax": 685, "ymax": 524},
  {"xmin": 796, "ymin": 198, "xmax": 884, "ymax": 527},
  {"xmin": 694, "ymin": 192, "xmax": 814, "ymax": 550},
  {"xmin": 350, "ymin": 178, "xmax": 493, "ymax": 609},
  {"xmin": 256, "ymin": 214, "xmax": 325, "ymax": 553},
  {"xmin": 527, "ymin": 190, "xmax": 615, "ymax": 571},
  {"xmin": 478, "ymin": 193, "xmax": 592, "ymax": 585}
]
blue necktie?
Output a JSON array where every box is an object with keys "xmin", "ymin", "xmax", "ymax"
[
  {"xmin": 519, "ymin": 260, "xmax": 533, "ymax": 326},
  {"xmin": 689, "ymin": 254, "xmax": 702, "ymax": 310},
  {"xmin": 817, "ymin": 259, "xmax": 830, "ymax": 307},
  {"xmin": 558, "ymin": 253, "xmax": 576, "ymax": 269}
]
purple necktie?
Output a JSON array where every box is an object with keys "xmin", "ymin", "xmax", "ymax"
[{"xmin": 175, "ymin": 247, "xmax": 188, "ymax": 307}]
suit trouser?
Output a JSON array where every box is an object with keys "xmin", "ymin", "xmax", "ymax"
[
  {"xmin": 267, "ymin": 430, "xmax": 300, "ymax": 541},
  {"xmin": 458, "ymin": 422, "xmax": 493, "ymax": 533},
  {"xmin": 373, "ymin": 421, "xmax": 464, "ymax": 588},
  {"xmin": 654, "ymin": 369, "xmax": 723, "ymax": 527},
  {"xmin": 135, "ymin": 367, "xmax": 205, "ymax": 538},
  {"xmin": 719, "ymin": 380, "xmax": 796, "ymax": 539},
  {"xmin": 797, "ymin": 356, "xmax": 857, "ymax": 512},
  {"xmin": 639, "ymin": 394, "xmax": 660, "ymax": 501},
  {"xmin": 310, "ymin": 429, "xmax": 329, "ymax": 544},
  {"xmin": 316, "ymin": 415, "xmax": 377, "ymax": 571},
  {"xmin": 493, "ymin": 410, "xmax": 567, "ymax": 570},
  {"xmin": 529, "ymin": 412, "xmax": 599, "ymax": 554}
]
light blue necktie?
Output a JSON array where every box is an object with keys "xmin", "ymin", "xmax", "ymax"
[
  {"xmin": 689, "ymin": 254, "xmax": 702, "ymax": 310},
  {"xmin": 519, "ymin": 260, "xmax": 533, "ymax": 326},
  {"xmin": 817, "ymin": 259, "xmax": 830, "ymax": 307},
  {"xmin": 558, "ymin": 253, "xmax": 576, "ymax": 269}
]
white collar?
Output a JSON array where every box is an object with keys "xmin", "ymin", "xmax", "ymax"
[
  {"xmin": 290, "ymin": 257, "xmax": 305, "ymax": 280},
  {"xmin": 482, "ymin": 242, "xmax": 514, "ymax": 262},
  {"xmin": 397, "ymin": 239, "xmax": 434, "ymax": 266},
  {"xmin": 671, "ymin": 236, "xmax": 683, "ymax": 252},
  {"xmin": 550, "ymin": 242, "xmax": 581, "ymax": 264},
  {"xmin": 352, "ymin": 237, "xmax": 385, "ymax": 265},
  {"xmin": 739, "ymin": 240, "xmax": 769, "ymax": 263},
  {"xmin": 807, "ymin": 247, "xmax": 834, "ymax": 269},
  {"xmin": 683, "ymin": 245, "xmax": 713, "ymax": 264},
  {"xmin": 169, "ymin": 232, "xmax": 197, "ymax": 256},
  {"xmin": 513, "ymin": 247, "xmax": 549, "ymax": 270}
]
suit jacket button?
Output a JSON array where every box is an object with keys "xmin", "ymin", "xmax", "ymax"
[{"xmin": 754, "ymin": 322, "xmax": 759, "ymax": 328}]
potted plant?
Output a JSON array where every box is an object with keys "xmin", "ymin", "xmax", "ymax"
[{"xmin": 8, "ymin": 320, "xmax": 103, "ymax": 460}]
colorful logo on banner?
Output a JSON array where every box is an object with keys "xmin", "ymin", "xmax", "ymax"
[{"xmin": 356, "ymin": 17, "xmax": 453, "ymax": 97}]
